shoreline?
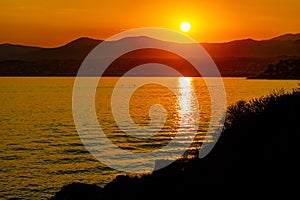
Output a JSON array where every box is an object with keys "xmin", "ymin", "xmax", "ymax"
[{"xmin": 50, "ymin": 88, "xmax": 300, "ymax": 199}]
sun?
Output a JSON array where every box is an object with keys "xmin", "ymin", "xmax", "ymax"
[{"xmin": 180, "ymin": 22, "xmax": 191, "ymax": 32}]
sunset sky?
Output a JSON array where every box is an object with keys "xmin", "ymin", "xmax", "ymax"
[{"xmin": 0, "ymin": 0, "xmax": 299, "ymax": 47}]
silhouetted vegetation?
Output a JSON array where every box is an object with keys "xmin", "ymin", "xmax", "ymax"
[
  {"xmin": 51, "ymin": 183, "xmax": 103, "ymax": 200},
  {"xmin": 51, "ymin": 87, "xmax": 300, "ymax": 199},
  {"xmin": 210, "ymin": 87, "xmax": 300, "ymax": 183}
]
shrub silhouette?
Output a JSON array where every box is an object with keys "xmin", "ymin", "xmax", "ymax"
[{"xmin": 210, "ymin": 87, "xmax": 300, "ymax": 183}]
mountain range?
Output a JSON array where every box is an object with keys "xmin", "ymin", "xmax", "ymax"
[{"xmin": 0, "ymin": 33, "xmax": 300, "ymax": 77}]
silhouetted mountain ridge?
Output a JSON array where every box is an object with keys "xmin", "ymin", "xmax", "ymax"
[
  {"xmin": 270, "ymin": 33, "xmax": 300, "ymax": 41},
  {"xmin": 0, "ymin": 44, "xmax": 42, "ymax": 60},
  {"xmin": 0, "ymin": 33, "xmax": 299, "ymax": 77}
]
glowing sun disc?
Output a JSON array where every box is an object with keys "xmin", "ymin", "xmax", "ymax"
[{"xmin": 180, "ymin": 22, "xmax": 191, "ymax": 32}]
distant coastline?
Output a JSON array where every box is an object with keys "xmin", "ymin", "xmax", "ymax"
[{"xmin": 248, "ymin": 58, "xmax": 300, "ymax": 79}]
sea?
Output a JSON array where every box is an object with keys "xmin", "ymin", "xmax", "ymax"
[{"xmin": 0, "ymin": 77, "xmax": 299, "ymax": 199}]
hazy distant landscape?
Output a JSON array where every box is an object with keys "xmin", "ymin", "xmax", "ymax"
[{"xmin": 1, "ymin": 33, "xmax": 300, "ymax": 78}]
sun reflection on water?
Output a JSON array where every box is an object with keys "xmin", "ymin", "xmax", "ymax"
[
  {"xmin": 178, "ymin": 77, "xmax": 194, "ymax": 115},
  {"xmin": 175, "ymin": 77, "xmax": 200, "ymax": 150}
]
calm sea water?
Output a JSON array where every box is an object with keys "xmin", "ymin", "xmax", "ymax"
[{"xmin": 0, "ymin": 77, "xmax": 299, "ymax": 199}]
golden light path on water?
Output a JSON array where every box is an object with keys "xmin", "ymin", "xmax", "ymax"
[
  {"xmin": 178, "ymin": 77, "xmax": 193, "ymax": 114},
  {"xmin": 91, "ymin": 76, "xmax": 201, "ymax": 173},
  {"xmin": 171, "ymin": 77, "xmax": 200, "ymax": 151}
]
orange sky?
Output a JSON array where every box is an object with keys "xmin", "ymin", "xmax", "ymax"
[{"xmin": 0, "ymin": 0, "xmax": 299, "ymax": 47}]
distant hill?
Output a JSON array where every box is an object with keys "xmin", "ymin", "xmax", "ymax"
[
  {"xmin": 270, "ymin": 33, "xmax": 300, "ymax": 41},
  {"xmin": 0, "ymin": 37, "xmax": 102, "ymax": 61},
  {"xmin": 202, "ymin": 37, "xmax": 300, "ymax": 58},
  {"xmin": 0, "ymin": 44, "xmax": 42, "ymax": 60},
  {"xmin": 0, "ymin": 33, "xmax": 300, "ymax": 77}
]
